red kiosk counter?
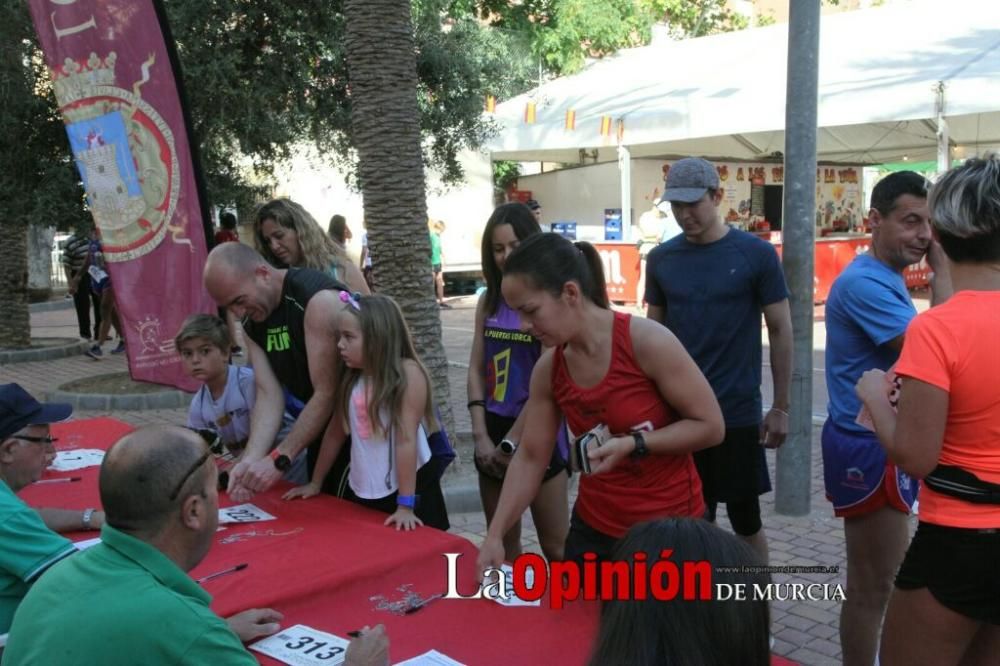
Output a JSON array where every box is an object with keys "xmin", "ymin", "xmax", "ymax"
[{"xmin": 594, "ymin": 233, "xmax": 931, "ymax": 306}]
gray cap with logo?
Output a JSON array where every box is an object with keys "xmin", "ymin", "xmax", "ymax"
[{"xmin": 660, "ymin": 157, "xmax": 720, "ymax": 204}]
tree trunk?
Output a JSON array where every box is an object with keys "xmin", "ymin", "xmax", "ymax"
[
  {"xmin": 343, "ymin": 0, "xmax": 455, "ymax": 434},
  {"xmin": 0, "ymin": 223, "xmax": 32, "ymax": 348}
]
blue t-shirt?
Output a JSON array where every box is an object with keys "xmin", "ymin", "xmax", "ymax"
[
  {"xmin": 825, "ymin": 254, "xmax": 915, "ymax": 433},
  {"xmin": 645, "ymin": 227, "xmax": 789, "ymax": 427}
]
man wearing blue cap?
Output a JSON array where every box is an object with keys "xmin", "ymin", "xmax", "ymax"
[
  {"xmin": 644, "ymin": 157, "xmax": 793, "ymax": 565},
  {"xmin": 0, "ymin": 384, "xmax": 89, "ymax": 633}
]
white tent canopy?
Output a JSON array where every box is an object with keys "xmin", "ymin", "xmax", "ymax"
[{"xmin": 487, "ymin": 0, "xmax": 1000, "ymax": 166}]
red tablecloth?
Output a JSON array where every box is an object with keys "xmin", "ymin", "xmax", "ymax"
[
  {"xmin": 22, "ymin": 418, "xmax": 798, "ymax": 666},
  {"xmin": 20, "ymin": 419, "xmax": 599, "ymax": 665}
]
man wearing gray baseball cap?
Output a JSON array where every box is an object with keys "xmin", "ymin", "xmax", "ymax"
[{"xmin": 644, "ymin": 157, "xmax": 793, "ymax": 566}]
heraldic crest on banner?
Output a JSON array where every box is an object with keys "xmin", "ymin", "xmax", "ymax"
[{"xmin": 52, "ymin": 51, "xmax": 189, "ymax": 262}]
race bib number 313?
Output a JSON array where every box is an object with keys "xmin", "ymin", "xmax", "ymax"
[{"xmin": 250, "ymin": 624, "xmax": 350, "ymax": 665}]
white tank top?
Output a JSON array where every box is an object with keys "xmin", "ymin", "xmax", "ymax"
[{"xmin": 347, "ymin": 378, "xmax": 431, "ymax": 499}]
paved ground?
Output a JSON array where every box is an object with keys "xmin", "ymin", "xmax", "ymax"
[{"xmin": 6, "ymin": 293, "xmax": 931, "ymax": 665}]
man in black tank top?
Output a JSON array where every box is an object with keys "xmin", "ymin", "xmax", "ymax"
[{"xmin": 204, "ymin": 243, "xmax": 351, "ymax": 498}]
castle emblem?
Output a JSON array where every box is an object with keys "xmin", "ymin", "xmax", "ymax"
[{"xmin": 52, "ymin": 52, "xmax": 188, "ymax": 262}]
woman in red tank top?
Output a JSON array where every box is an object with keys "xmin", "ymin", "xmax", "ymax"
[{"xmin": 476, "ymin": 233, "xmax": 724, "ymax": 569}]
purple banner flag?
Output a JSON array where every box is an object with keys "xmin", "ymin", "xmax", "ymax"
[{"xmin": 28, "ymin": 0, "xmax": 215, "ymax": 391}]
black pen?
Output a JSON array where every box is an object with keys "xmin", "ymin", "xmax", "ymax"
[
  {"xmin": 197, "ymin": 562, "xmax": 248, "ymax": 583},
  {"xmin": 347, "ymin": 630, "xmax": 362, "ymax": 638}
]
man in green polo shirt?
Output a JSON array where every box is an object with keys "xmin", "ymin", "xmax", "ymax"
[
  {"xmin": 0, "ymin": 384, "xmax": 79, "ymax": 634},
  {"xmin": 3, "ymin": 426, "xmax": 281, "ymax": 663},
  {"xmin": 3, "ymin": 426, "xmax": 390, "ymax": 665}
]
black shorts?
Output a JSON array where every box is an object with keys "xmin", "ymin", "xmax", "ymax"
[
  {"xmin": 563, "ymin": 509, "xmax": 619, "ymax": 565},
  {"xmin": 895, "ymin": 521, "xmax": 1000, "ymax": 624},
  {"xmin": 473, "ymin": 410, "xmax": 569, "ymax": 483},
  {"xmin": 432, "ymin": 263, "xmax": 442, "ymax": 274},
  {"xmin": 344, "ymin": 460, "xmax": 450, "ymax": 531},
  {"xmin": 694, "ymin": 424, "xmax": 771, "ymax": 504}
]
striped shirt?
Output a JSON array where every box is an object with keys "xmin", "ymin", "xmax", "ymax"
[{"xmin": 61, "ymin": 233, "xmax": 90, "ymax": 274}]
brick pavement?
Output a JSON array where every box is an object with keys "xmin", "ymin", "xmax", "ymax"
[{"xmin": 3, "ymin": 297, "xmax": 921, "ymax": 665}]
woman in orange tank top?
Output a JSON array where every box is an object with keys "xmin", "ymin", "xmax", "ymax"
[{"xmin": 858, "ymin": 156, "xmax": 1000, "ymax": 665}]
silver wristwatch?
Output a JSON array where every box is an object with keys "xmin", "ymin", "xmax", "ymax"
[
  {"xmin": 82, "ymin": 508, "xmax": 96, "ymax": 530},
  {"xmin": 499, "ymin": 439, "xmax": 518, "ymax": 456}
]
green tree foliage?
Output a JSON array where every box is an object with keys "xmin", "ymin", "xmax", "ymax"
[
  {"xmin": 450, "ymin": 0, "xmax": 752, "ymax": 77},
  {"xmin": 162, "ymin": 0, "xmax": 535, "ymax": 205},
  {"xmin": 0, "ymin": 4, "xmax": 90, "ymax": 233},
  {"xmin": 641, "ymin": 0, "xmax": 748, "ymax": 39},
  {"xmin": 0, "ymin": 2, "xmax": 90, "ymax": 346}
]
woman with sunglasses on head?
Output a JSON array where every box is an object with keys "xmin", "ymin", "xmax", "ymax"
[
  {"xmin": 857, "ymin": 156, "xmax": 1000, "ymax": 665},
  {"xmin": 253, "ymin": 198, "xmax": 370, "ymax": 296},
  {"xmin": 476, "ymin": 233, "xmax": 724, "ymax": 573},
  {"xmin": 468, "ymin": 204, "xmax": 570, "ymax": 562}
]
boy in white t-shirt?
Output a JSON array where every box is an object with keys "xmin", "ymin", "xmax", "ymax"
[{"xmin": 174, "ymin": 314, "xmax": 306, "ymax": 484}]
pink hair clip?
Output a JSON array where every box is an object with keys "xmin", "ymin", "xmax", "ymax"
[{"xmin": 339, "ymin": 290, "xmax": 361, "ymax": 310}]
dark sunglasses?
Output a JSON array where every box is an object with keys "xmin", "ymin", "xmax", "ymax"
[
  {"xmin": 167, "ymin": 429, "xmax": 227, "ymax": 501},
  {"xmin": 12, "ymin": 435, "xmax": 58, "ymax": 444}
]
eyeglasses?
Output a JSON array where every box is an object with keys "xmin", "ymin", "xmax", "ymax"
[
  {"xmin": 167, "ymin": 449, "xmax": 212, "ymax": 501},
  {"xmin": 11, "ymin": 435, "xmax": 58, "ymax": 444},
  {"xmin": 167, "ymin": 429, "xmax": 224, "ymax": 501},
  {"xmin": 192, "ymin": 428, "xmax": 224, "ymax": 456}
]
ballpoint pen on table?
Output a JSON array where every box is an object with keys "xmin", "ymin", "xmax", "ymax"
[
  {"xmin": 34, "ymin": 477, "xmax": 82, "ymax": 484},
  {"xmin": 197, "ymin": 562, "xmax": 248, "ymax": 584},
  {"xmin": 404, "ymin": 593, "xmax": 443, "ymax": 614}
]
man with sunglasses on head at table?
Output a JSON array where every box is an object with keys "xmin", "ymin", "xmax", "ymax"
[
  {"xmin": 2, "ymin": 425, "xmax": 389, "ymax": 665},
  {"xmin": 0, "ymin": 383, "xmax": 106, "ymax": 635},
  {"xmin": 203, "ymin": 241, "xmax": 352, "ymax": 501}
]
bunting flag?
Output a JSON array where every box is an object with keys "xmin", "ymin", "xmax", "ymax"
[
  {"xmin": 485, "ymin": 95, "xmax": 496, "ymax": 113},
  {"xmin": 565, "ymin": 109, "xmax": 576, "ymax": 130},
  {"xmin": 524, "ymin": 101, "xmax": 537, "ymax": 124},
  {"xmin": 28, "ymin": 0, "xmax": 215, "ymax": 391},
  {"xmin": 617, "ymin": 119, "xmax": 625, "ymax": 144},
  {"xmin": 600, "ymin": 115, "xmax": 613, "ymax": 137}
]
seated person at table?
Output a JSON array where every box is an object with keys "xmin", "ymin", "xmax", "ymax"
[
  {"xmin": 588, "ymin": 518, "xmax": 770, "ymax": 666},
  {"xmin": 175, "ymin": 314, "xmax": 306, "ymax": 484},
  {"xmin": 0, "ymin": 384, "xmax": 93, "ymax": 634},
  {"xmin": 285, "ymin": 294, "xmax": 450, "ymax": 532},
  {"xmin": 3, "ymin": 426, "xmax": 387, "ymax": 665},
  {"xmin": 1, "ymin": 384, "xmax": 106, "ymax": 536}
]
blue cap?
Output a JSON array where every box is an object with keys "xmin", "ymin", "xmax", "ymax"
[
  {"xmin": 661, "ymin": 157, "xmax": 720, "ymax": 204},
  {"xmin": 0, "ymin": 384, "xmax": 72, "ymax": 440}
]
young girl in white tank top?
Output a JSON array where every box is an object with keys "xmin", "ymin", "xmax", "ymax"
[{"xmin": 285, "ymin": 293, "xmax": 449, "ymax": 530}]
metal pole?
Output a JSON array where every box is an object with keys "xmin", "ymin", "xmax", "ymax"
[
  {"xmin": 936, "ymin": 82, "xmax": 950, "ymax": 173},
  {"xmin": 776, "ymin": 0, "xmax": 821, "ymax": 516},
  {"xmin": 619, "ymin": 144, "xmax": 632, "ymax": 240}
]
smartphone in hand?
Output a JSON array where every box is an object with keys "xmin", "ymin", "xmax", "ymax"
[{"xmin": 572, "ymin": 424, "xmax": 611, "ymax": 474}]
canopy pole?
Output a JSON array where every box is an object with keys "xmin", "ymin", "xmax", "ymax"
[
  {"xmin": 936, "ymin": 82, "xmax": 950, "ymax": 173},
  {"xmin": 619, "ymin": 144, "xmax": 632, "ymax": 240},
  {"xmin": 776, "ymin": 0, "xmax": 820, "ymax": 517}
]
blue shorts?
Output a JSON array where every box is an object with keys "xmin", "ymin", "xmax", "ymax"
[{"xmin": 822, "ymin": 419, "xmax": 918, "ymax": 517}]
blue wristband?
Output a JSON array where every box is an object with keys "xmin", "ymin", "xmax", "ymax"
[{"xmin": 397, "ymin": 494, "xmax": 418, "ymax": 509}]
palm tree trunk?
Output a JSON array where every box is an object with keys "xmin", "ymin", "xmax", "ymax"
[
  {"xmin": 0, "ymin": 223, "xmax": 32, "ymax": 348},
  {"xmin": 343, "ymin": 0, "xmax": 454, "ymax": 434}
]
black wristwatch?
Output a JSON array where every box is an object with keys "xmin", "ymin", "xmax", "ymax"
[
  {"xmin": 630, "ymin": 432, "xmax": 648, "ymax": 459},
  {"xmin": 270, "ymin": 449, "xmax": 292, "ymax": 472},
  {"xmin": 499, "ymin": 439, "xmax": 518, "ymax": 456}
]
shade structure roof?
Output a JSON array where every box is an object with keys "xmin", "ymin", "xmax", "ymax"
[{"xmin": 486, "ymin": 0, "xmax": 1000, "ymax": 165}]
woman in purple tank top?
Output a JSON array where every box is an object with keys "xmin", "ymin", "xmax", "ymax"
[{"xmin": 467, "ymin": 204, "xmax": 570, "ymax": 561}]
